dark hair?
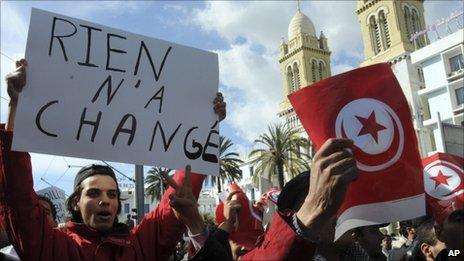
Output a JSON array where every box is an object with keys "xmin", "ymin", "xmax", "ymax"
[
  {"xmin": 37, "ymin": 195, "xmax": 57, "ymax": 222},
  {"xmin": 277, "ymin": 171, "xmax": 310, "ymax": 212},
  {"xmin": 66, "ymin": 166, "xmax": 122, "ymax": 224},
  {"xmin": 445, "ymin": 208, "xmax": 464, "ymax": 224},
  {"xmin": 416, "ymin": 217, "xmax": 438, "ymax": 246}
]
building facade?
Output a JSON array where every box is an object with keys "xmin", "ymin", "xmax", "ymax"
[
  {"xmin": 356, "ymin": 0, "xmax": 434, "ymax": 156},
  {"xmin": 411, "ymin": 28, "xmax": 464, "ymax": 157}
]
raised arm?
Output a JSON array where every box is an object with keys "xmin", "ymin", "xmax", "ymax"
[
  {"xmin": 0, "ymin": 59, "xmax": 64, "ymax": 260},
  {"xmin": 241, "ymin": 138, "xmax": 358, "ymax": 260},
  {"xmin": 132, "ymin": 93, "xmax": 226, "ymax": 259}
]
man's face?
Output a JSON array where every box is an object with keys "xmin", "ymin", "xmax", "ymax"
[
  {"xmin": 38, "ymin": 199, "xmax": 57, "ymax": 228},
  {"xmin": 76, "ymin": 175, "xmax": 119, "ymax": 232}
]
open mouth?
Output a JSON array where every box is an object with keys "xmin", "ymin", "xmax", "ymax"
[{"xmin": 96, "ymin": 211, "xmax": 112, "ymax": 221}]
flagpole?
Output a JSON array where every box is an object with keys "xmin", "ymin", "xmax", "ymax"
[{"xmin": 135, "ymin": 164, "xmax": 144, "ymax": 223}]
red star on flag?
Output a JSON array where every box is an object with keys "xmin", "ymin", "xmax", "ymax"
[
  {"xmin": 355, "ymin": 111, "xmax": 387, "ymax": 143},
  {"xmin": 430, "ymin": 170, "xmax": 452, "ymax": 189}
]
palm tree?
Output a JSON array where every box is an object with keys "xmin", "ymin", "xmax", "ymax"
[
  {"xmin": 145, "ymin": 167, "xmax": 171, "ymax": 202},
  {"xmin": 211, "ymin": 136, "xmax": 244, "ymax": 192},
  {"xmin": 249, "ymin": 123, "xmax": 310, "ymax": 189}
]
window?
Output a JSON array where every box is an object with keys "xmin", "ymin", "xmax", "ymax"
[
  {"xmin": 379, "ymin": 11, "xmax": 391, "ymax": 50},
  {"xmin": 411, "ymin": 9, "xmax": 424, "ymax": 47},
  {"xmin": 124, "ymin": 203, "xmax": 130, "ymax": 214},
  {"xmin": 456, "ymin": 87, "xmax": 464, "ymax": 105},
  {"xmin": 311, "ymin": 60, "xmax": 318, "ymax": 82},
  {"xmin": 449, "ymin": 54, "xmax": 464, "ymax": 73},
  {"xmin": 287, "ymin": 67, "xmax": 294, "ymax": 93},
  {"xmin": 319, "ymin": 61, "xmax": 325, "ymax": 80},
  {"xmin": 404, "ymin": 7, "xmax": 412, "ymax": 41},
  {"xmin": 369, "ymin": 16, "xmax": 381, "ymax": 54},
  {"xmin": 144, "ymin": 204, "xmax": 150, "ymax": 214},
  {"xmin": 293, "ymin": 63, "xmax": 300, "ymax": 90}
]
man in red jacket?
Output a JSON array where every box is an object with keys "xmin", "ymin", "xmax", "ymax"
[{"xmin": 0, "ymin": 59, "xmax": 228, "ymax": 260}]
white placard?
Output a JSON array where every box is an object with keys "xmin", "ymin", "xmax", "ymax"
[
  {"xmin": 13, "ymin": 8, "xmax": 219, "ymax": 175},
  {"xmin": 37, "ymin": 186, "xmax": 68, "ymax": 224}
]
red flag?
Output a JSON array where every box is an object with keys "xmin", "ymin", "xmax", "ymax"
[
  {"xmin": 422, "ymin": 152, "xmax": 464, "ymax": 224},
  {"xmin": 263, "ymin": 187, "xmax": 281, "ymax": 205},
  {"xmin": 215, "ymin": 183, "xmax": 264, "ymax": 249},
  {"xmin": 288, "ymin": 63, "xmax": 425, "ymax": 239}
]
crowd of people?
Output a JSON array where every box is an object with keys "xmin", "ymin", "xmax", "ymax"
[{"xmin": 0, "ymin": 59, "xmax": 462, "ymax": 261}]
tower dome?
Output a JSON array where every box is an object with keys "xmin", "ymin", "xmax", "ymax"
[{"xmin": 288, "ymin": 10, "xmax": 316, "ymax": 40}]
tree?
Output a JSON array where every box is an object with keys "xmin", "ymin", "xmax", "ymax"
[
  {"xmin": 145, "ymin": 167, "xmax": 170, "ymax": 202},
  {"xmin": 211, "ymin": 136, "xmax": 244, "ymax": 192},
  {"xmin": 249, "ymin": 123, "xmax": 310, "ymax": 189}
]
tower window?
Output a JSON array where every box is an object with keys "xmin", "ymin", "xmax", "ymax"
[
  {"xmin": 411, "ymin": 9, "xmax": 424, "ymax": 47},
  {"xmin": 293, "ymin": 63, "xmax": 300, "ymax": 90},
  {"xmin": 379, "ymin": 11, "xmax": 391, "ymax": 50},
  {"xmin": 311, "ymin": 60, "xmax": 318, "ymax": 82},
  {"xmin": 404, "ymin": 7, "xmax": 413, "ymax": 42},
  {"xmin": 319, "ymin": 61, "xmax": 325, "ymax": 80},
  {"xmin": 369, "ymin": 16, "xmax": 381, "ymax": 54},
  {"xmin": 287, "ymin": 66, "xmax": 294, "ymax": 93}
]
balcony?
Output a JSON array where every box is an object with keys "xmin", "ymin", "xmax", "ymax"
[{"xmin": 447, "ymin": 68, "xmax": 464, "ymax": 82}]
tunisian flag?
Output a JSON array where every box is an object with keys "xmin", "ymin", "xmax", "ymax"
[
  {"xmin": 288, "ymin": 63, "xmax": 425, "ymax": 239},
  {"xmin": 422, "ymin": 152, "xmax": 463, "ymax": 224},
  {"xmin": 215, "ymin": 183, "xmax": 264, "ymax": 249}
]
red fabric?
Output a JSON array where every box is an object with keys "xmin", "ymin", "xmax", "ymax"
[
  {"xmin": 288, "ymin": 63, "xmax": 424, "ymax": 216},
  {"xmin": 0, "ymin": 127, "xmax": 205, "ymax": 260},
  {"xmin": 240, "ymin": 213, "xmax": 316, "ymax": 260},
  {"xmin": 215, "ymin": 183, "xmax": 264, "ymax": 249},
  {"xmin": 262, "ymin": 187, "xmax": 280, "ymax": 205},
  {"xmin": 422, "ymin": 152, "xmax": 464, "ymax": 224}
]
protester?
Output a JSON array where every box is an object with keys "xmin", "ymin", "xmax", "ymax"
[
  {"xmin": 382, "ymin": 234, "xmax": 393, "ymax": 257},
  {"xmin": 435, "ymin": 209, "xmax": 464, "ymax": 261},
  {"xmin": 415, "ymin": 217, "xmax": 446, "ymax": 261},
  {"xmin": 0, "ymin": 59, "xmax": 228, "ymax": 260},
  {"xmin": 388, "ymin": 216, "xmax": 428, "ymax": 260},
  {"xmin": 241, "ymin": 138, "xmax": 359, "ymax": 260},
  {"xmin": 0, "ymin": 194, "xmax": 58, "ymax": 261},
  {"xmin": 351, "ymin": 225, "xmax": 387, "ymax": 260},
  {"xmin": 3, "ymin": 58, "xmax": 362, "ymax": 260},
  {"xmin": 125, "ymin": 214, "xmax": 135, "ymax": 230}
]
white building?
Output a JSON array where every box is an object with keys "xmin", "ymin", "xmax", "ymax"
[
  {"xmin": 411, "ymin": 26, "xmax": 463, "ymax": 156},
  {"xmin": 118, "ymin": 185, "xmax": 159, "ymax": 223}
]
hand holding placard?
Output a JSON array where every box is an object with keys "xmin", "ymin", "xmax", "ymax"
[{"xmin": 13, "ymin": 8, "xmax": 220, "ymax": 175}]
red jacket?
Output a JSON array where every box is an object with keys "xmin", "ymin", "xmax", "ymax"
[
  {"xmin": 1, "ymin": 127, "xmax": 316, "ymax": 260},
  {"xmin": 241, "ymin": 212, "xmax": 316, "ymax": 260},
  {"xmin": 0, "ymin": 128, "xmax": 204, "ymax": 260}
]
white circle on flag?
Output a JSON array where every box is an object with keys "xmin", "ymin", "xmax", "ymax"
[
  {"xmin": 335, "ymin": 98, "xmax": 404, "ymax": 172},
  {"xmin": 423, "ymin": 160, "xmax": 463, "ymax": 200}
]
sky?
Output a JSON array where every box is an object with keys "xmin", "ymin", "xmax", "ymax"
[{"xmin": 1, "ymin": 0, "xmax": 462, "ymax": 196}]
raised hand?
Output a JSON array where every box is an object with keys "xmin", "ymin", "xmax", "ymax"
[
  {"xmin": 214, "ymin": 92, "xmax": 226, "ymax": 122},
  {"xmin": 6, "ymin": 59, "xmax": 27, "ymax": 101},
  {"xmin": 5, "ymin": 59, "xmax": 27, "ymax": 131},
  {"xmin": 163, "ymin": 165, "xmax": 205, "ymax": 234},
  {"xmin": 220, "ymin": 191, "xmax": 241, "ymax": 232},
  {"xmin": 296, "ymin": 138, "xmax": 358, "ymax": 236}
]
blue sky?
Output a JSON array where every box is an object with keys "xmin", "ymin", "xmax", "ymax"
[{"xmin": 1, "ymin": 0, "xmax": 462, "ymax": 195}]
